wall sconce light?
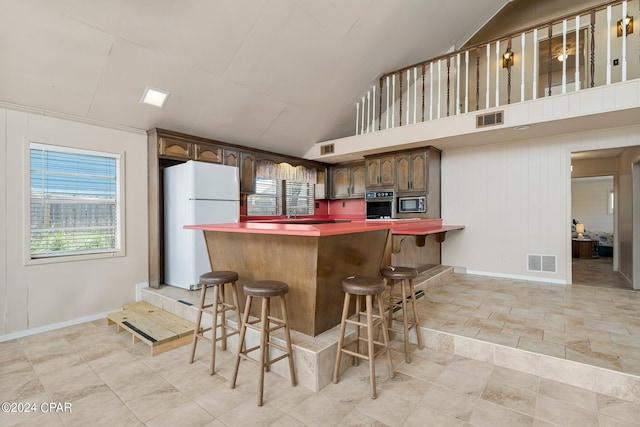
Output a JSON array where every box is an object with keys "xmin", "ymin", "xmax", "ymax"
[
  {"xmin": 502, "ymin": 47, "xmax": 514, "ymax": 68},
  {"xmin": 575, "ymin": 223, "xmax": 585, "ymax": 239},
  {"xmin": 617, "ymin": 15, "xmax": 633, "ymax": 37}
]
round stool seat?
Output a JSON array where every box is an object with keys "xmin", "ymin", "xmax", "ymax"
[
  {"xmin": 243, "ymin": 280, "xmax": 289, "ymax": 298},
  {"xmin": 199, "ymin": 271, "xmax": 239, "ymax": 287},
  {"xmin": 341, "ymin": 276, "xmax": 385, "ymax": 296},
  {"xmin": 380, "ymin": 266, "xmax": 418, "ymax": 281}
]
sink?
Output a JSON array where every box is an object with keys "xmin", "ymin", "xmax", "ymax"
[{"xmin": 265, "ymin": 219, "xmax": 351, "ymax": 225}]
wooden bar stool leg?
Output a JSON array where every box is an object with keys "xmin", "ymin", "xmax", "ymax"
[
  {"xmin": 265, "ymin": 297, "xmax": 271, "ymax": 373},
  {"xmin": 387, "ymin": 280, "xmax": 395, "ymax": 330},
  {"xmin": 354, "ymin": 294, "xmax": 362, "ymax": 367},
  {"xmin": 400, "ymin": 279, "xmax": 411, "ymax": 363},
  {"xmin": 257, "ymin": 297, "xmax": 269, "ymax": 406},
  {"xmin": 190, "ymin": 284, "xmax": 207, "ymax": 363},
  {"xmin": 210, "ymin": 285, "xmax": 220, "ymax": 375},
  {"xmin": 281, "ymin": 295, "xmax": 297, "ymax": 386},
  {"xmin": 377, "ymin": 293, "xmax": 395, "ymax": 380},
  {"xmin": 230, "ymin": 281, "xmax": 244, "ymax": 353},
  {"xmin": 333, "ymin": 292, "xmax": 350, "ymax": 384},
  {"xmin": 409, "ymin": 279, "xmax": 424, "ymax": 350},
  {"xmin": 365, "ymin": 294, "xmax": 377, "ymax": 399},
  {"xmin": 231, "ymin": 296, "xmax": 252, "ymax": 389},
  {"xmin": 219, "ymin": 284, "xmax": 227, "ymax": 351}
]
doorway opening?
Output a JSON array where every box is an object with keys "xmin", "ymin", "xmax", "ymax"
[
  {"xmin": 570, "ymin": 145, "xmax": 640, "ymax": 290},
  {"xmin": 570, "ymin": 175, "xmax": 628, "ymax": 289}
]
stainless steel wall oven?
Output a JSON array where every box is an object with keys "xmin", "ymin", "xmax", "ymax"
[{"xmin": 365, "ymin": 189, "xmax": 395, "ymax": 219}]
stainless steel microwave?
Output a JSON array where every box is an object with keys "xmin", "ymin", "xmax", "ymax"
[{"xmin": 397, "ymin": 196, "xmax": 426, "ymax": 214}]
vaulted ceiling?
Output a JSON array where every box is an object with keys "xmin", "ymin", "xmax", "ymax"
[{"xmin": 0, "ymin": 0, "xmax": 512, "ymax": 157}]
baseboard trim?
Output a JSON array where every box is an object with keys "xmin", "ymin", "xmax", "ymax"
[
  {"xmin": 465, "ymin": 269, "xmax": 568, "ymax": 285},
  {"xmin": 0, "ymin": 310, "xmax": 118, "ymax": 343}
]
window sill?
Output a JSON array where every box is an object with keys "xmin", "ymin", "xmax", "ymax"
[{"xmin": 25, "ymin": 250, "xmax": 125, "ymax": 266}]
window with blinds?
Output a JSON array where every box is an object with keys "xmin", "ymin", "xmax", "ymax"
[
  {"xmin": 29, "ymin": 143, "xmax": 122, "ymax": 258},
  {"xmin": 247, "ymin": 178, "xmax": 314, "ymax": 216},
  {"xmin": 285, "ymin": 181, "xmax": 314, "ymax": 215},
  {"xmin": 247, "ymin": 178, "xmax": 282, "ymax": 215}
]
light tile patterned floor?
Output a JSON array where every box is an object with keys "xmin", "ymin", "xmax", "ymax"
[
  {"xmin": 1, "ymin": 261, "xmax": 639, "ymax": 426},
  {"xmin": 416, "ymin": 260, "xmax": 640, "ymax": 377},
  {"xmin": 1, "ymin": 317, "xmax": 640, "ymax": 427},
  {"xmin": 572, "ymin": 257, "xmax": 634, "ymax": 290}
]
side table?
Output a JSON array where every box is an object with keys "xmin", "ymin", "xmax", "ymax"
[{"xmin": 572, "ymin": 238, "xmax": 599, "ymax": 259}]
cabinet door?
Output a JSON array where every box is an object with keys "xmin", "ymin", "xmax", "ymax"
[
  {"xmin": 379, "ymin": 155, "xmax": 395, "ymax": 187},
  {"xmin": 365, "ymin": 156, "xmax": 394, "ymax": 188},
  {"xmin": 409, "ymin": 151, "xmax": 427, "ymax": 192},
  {"xmin": 239, "ymin": 152, "xmax": 256, "ymax": 194},
  {"xmin": 351, "ymin": 163, "xmax": 366, "ymax": 198},
  {"xmin": 395, "ymin": 154, "xmax": 411, "ymax": 192},
  {"xmin": 365, "ymin": 158, "xmax": 381, "ymax": 187},
  {"xmin": 331, "ymin": 167, "xmax": 351, "ymax": 199},
  {"xmin": 159, "ymin": 137, "xmax": 192, "ymax": 160},
  {"xmin": 315, "ymin": 169, "xmax": 326, "ymax": 200},
  {"xmin": 194, "ymin": 143, "xmax": 223, "ymax": 163},
  {"xmin": 223, "ymin": 149, "xmax": 239, "ymax": 167}
]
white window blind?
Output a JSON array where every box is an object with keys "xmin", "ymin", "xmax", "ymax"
[
  {"xmin": 247, "ymin": 178, "xmax": 282, "ymax": 215},
  {"xmin": 247, "ymin": 178, "xmax": 314, "ymax": 216},
  {"xmin": 285, "ymin": 181, "xmax": 314, "ymax": 215},
  {"xmin": 30, "ymin": 143, "xmax": 121, "ymax": 258}
]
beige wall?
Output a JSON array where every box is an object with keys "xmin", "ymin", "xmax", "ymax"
[
  {"xmin": 617, "ymin": 146, "xmax": 640, "ymax": 283},
  {"xmin": 0, "ymin": 107, "xmax": 148, "ymax": 338},
  {"xmin": 441, "ymin": 125, "xmax": 640, "ymax": 284}
]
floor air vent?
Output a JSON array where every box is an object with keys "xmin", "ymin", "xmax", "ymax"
[
  {"xmin": 320, "ymin": 143, "xmax": 335, "ymax": 155},
  {"xmin": 476, "ymin": 111, "xmax": 503, "ymax": 128},
  {"xmin": 527, "ymin": 254, "xmax": 557, "ymax": 273}
]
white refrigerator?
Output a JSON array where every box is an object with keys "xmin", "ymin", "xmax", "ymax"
[{"xmin": 164, "ymin": 160, "xmax": 240, "ymax": 290}]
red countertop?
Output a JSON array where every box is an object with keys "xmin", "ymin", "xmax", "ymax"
[{"xmin": 185, "ymin": 218, "xmax": 464, "ymax": 237}]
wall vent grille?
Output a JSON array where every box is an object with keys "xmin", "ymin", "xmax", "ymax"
[
  {"xmin": 476, "ymin": 111, "xmax": 504, "ymax": 128},
  {"xmin": 527, "ymin": 254, "xmax": 557, "ymax": 273},
  {"xmin": 320, "ymin": 143, "xmax": 335, "ymax": 155}
]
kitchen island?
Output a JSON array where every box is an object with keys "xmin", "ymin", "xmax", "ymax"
[{"xmin": 185, "ymin": 219, "xmax": 463, "ymax": 336}]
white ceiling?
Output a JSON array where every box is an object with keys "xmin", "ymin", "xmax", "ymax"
[{"xmin": 0, "ymin": 0, "xmax": 511, "ymax": 157}]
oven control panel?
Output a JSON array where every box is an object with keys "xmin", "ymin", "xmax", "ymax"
[{"xmin": 365, "ymin": 190, "xmax": 394, "ymax": 200}]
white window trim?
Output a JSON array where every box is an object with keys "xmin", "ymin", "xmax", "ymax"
[{"xmin": 23, "ymin": 139, "xmax": 126, "ymax": 265}]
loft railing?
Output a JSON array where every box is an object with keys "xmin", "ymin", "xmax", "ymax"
[{"xmin": 355, "ymin": 0, "xmax": 638, "ymax": 135}]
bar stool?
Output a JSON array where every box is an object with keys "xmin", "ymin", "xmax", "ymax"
[
  {"xmin": 231, "ymin": 280, "xmax": 296, "ymax": 406},
  {"xmin": 189, "ymin": 271, "xmax": 241, "ymax": 375},
  {"xmin": 380, "ymin": 266, "xmax": 424, "ymax": 363},
  {"xmin": 333, "ymin": 276, "xmax": 394, "ymax": 399}
]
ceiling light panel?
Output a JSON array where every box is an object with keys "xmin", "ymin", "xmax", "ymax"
[{"xmin": 140, "ymin": 86, "xmax": 170, "ymax": 108}]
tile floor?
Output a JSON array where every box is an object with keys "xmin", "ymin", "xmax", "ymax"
[
  {"xmin": 1, "ymin": 262, "xmax": 639, "ymax": 426},
  {"xmin": 417, "ymin": 263, "xmax": 640, "ymax": 377},
  {"xmin": 572, "ymin": 257, "xmax": 633, "ymax": 290}
]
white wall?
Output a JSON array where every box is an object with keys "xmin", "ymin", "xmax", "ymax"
[
  {"xmin": 441, "ymin": 125, "xmax": 640, "ymax": 284},
  {"xmin": 0, "ymin": 108, "xmax": 148, "ymax": 339},
  {"xmin": 571, "ymin": 176, "xmax": 614, "ymax": 233}
]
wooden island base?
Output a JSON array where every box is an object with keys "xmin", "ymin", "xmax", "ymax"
[{"xmin": 204, "ymin": 229, "xmax": 390, "ymax": 336}]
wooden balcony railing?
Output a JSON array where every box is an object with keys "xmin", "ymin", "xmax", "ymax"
[{"xmin": 355, "ymin": 0, "xmax": 638, "ymax": 135}]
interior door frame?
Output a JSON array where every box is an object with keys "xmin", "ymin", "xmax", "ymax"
[{"xmin": 633, "ymin": 156, "xmax": 640, "ymax": 289}]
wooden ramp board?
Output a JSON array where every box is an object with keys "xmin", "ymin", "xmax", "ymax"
[{"xmin": 107, "ymin": 302, "xmax": 194, "ymax": 356}]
